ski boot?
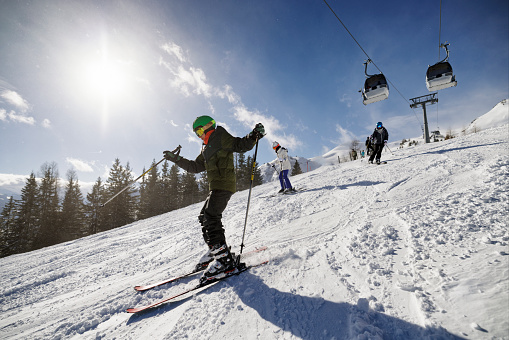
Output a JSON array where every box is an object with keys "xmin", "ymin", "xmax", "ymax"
[
  {"xmin": 200, "ymin": 243, "xmax": 243, "ymax": 284},
  {"xmin": 194, "ymin": 248, "xmax": 214, "ymax": 272}
]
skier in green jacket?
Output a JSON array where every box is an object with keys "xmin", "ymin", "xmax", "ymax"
[{"xmin": 163, "ymin": 115, "xmax": 265, "ymax": 282}]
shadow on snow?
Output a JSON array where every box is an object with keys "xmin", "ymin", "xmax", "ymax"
[
  {"xmin": 127, "ymin": 271, "xmax": 465, "ymax": 340},
  {"xmin": 233, "ymin": 272, "xmax": 466, "ymax": 340}
]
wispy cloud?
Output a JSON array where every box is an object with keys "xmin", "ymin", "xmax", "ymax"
[
  {"xmin": 1, "ymin": 89, "xmax": 30, "ymax": 112},
  {"xmin": 0, "ymin": 89, "xmax": 38, "ymax": 126},
  {"xmin": 232, "ymin": 104, "xmax": 301, "ymax": 150},
  {"xmin": 41, "ymin": 118, "xmax": 51, "ymax": 128},
  {"xmin": 333, "ymin": 124, "xmax": 358, "ymax": 146},
  {"xmin": 0, "ymin": 173, "xmax": 28, "ymax": 186},
  {"xmin": 339, "ymin": 93, "xmax": 352, "ymax": 108},
  {"xmin": 66, "ymin": 158, "xmax": 94, "ymax": 172},
  {"xmin": 159, "ymin": 40, "xmax": 302, "ymax": 150},
  {"xmin": 161, "ymin": 42, "xmax": 187, "ymax": 63},
  {"xmin": 7, "ymin": 111, "xmax": 35, "ymax": 125}
]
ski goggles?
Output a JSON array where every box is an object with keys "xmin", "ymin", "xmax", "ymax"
[
  {"xmin": 193, "ymin": 120, "xmax": 215, "ymax": 137},
  {"xmin": 194, "ymin": 127, "xmax": 205, "ymax": 137}
]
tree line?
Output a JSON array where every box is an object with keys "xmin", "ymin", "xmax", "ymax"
[{"xmin": 0, "ymin": 154, "xmax": 263, "ymax": 258}]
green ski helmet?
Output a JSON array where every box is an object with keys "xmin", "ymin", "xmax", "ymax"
[{"xmin": 193, "ymin": 115, "xmax": 216, "ymax": 137}]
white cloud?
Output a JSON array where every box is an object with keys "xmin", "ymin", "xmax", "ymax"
[
  {"xmin": 161, "ymin": 42, "xmax": 187, "ymax": 63},
  {"xmin": 170, "ymin": 65, "xmax": 212, "ymax": 98},
  {"xmin": 101, "ymin": 165, "xmax": 110, "ymax": 180},
  {"xmin": 217, "ymin": 85, "xmax": 240, "ymax": 105},
  {"xmin": 42, "ymin": 118, "xmax": 51, "ymax": 128},
  {"xmin": 0, "ymin": 173, "xmax": 28, "ymax": 186},
  {"xmin": 339, "ymin": 93, "xmax": 352, "ymax": 108},
  {"xmin": 66, "ymin": 158, "xmax": 94, "ymax": 172},
  {"xmin": 1, "ymin": 90, "xmax": 30, "ymax": 112},
  {"xmin": 0, "ymin": 90, "xmax": 37, "ymax": 125},
  {"xmin": 232, "ymin": 104, "xmax": 302, "ymax": 150},
  {"xmin": 334, "ymin": 124, "xmax": 357, "ymax": 146},
  {"xmin": 159, "ymin": 40, "xmax": 302, "ymax": 151},
  {"xmin": 8, "ymin": 111, "xmax": 35, "ymax": 125}
]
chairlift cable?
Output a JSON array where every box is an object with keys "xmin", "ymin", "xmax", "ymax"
[
  {"xmin": 435, "ymin": 0, "xmax": 443, "ymax": 130},
  {"xmin": 323, "ymin": 0, "xmax": 423, "ymax": 131},
  {"xmin": 438, "ymin": 0, "xmax": 443, "ymax": 61}
]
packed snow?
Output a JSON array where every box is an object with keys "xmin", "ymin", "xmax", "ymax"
[{"xmin": 1, "ymin": 103, "xmax": 508, "ymax": 339}]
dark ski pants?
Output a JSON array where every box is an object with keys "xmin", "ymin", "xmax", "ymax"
[
  {"xmin": 369, "ymin": 144, "xmax": 384, "ymax": 162},
  {"xmin": 279, "ymin": 169, "xmax": 292, "ymax": 190},
  {"xmin": 199, "ymin": 189, "xmax": 233, "ymax": 247}
]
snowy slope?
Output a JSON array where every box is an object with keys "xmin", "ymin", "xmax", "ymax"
[
  {"xmin": 465, "ymin": 99, "xmax": 508, "ymax": 134},
  {"xmin": 1, "ymin": 124, "xmax": 508, "ymax": 339}
]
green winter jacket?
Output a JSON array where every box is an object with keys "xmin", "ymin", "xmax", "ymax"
[{"xmin": 175, "ymin": 126, "xmax": 256, "ymax": 193}]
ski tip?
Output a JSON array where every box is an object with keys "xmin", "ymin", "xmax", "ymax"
[{"xmin": 126, "ymin": 308, "xmax": 141, "ymax": 313}]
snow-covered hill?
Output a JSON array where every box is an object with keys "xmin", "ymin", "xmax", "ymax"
[
  {"xmin": 464, "ymin": 99, "xmax": 508, "ymax": 134},
  {"xmin": 1, "ymin": 120, "xmax": 508, "ymax": 339}
]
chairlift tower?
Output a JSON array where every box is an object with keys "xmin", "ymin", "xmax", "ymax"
[{"xmin": 410, "ymin": 93, "xmax": 438, "ymax": 143}]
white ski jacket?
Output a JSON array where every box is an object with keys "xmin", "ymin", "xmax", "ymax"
[{"xmin": 275, "ymin": 147, "xmax": 292, "ymax": 171}]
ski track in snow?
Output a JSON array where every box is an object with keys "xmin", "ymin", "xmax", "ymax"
[{"xmin": 0, "ymin": 125, "xmax": 508, "ymax": 339}]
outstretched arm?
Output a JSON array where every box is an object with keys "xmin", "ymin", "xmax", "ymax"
[{"xmin": 164, "ymin": 150, "xmax": 206, "ymax": 174}]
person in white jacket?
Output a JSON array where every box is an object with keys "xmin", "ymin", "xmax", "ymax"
[{"xmin": 272, "ymin": 141, "xmax": 296, "ymax": 193}]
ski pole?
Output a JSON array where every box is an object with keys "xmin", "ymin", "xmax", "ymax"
[
  {"xmin": 385, "ymin": 144, "xmax": 394, "ymax": 155},
  {"xmin": 101, "ymin": 145, "xmax": 181, "ymax": 207},
  {"xmin": 239, "ymin": 139, "xmax": 259, "ymax": 257}
]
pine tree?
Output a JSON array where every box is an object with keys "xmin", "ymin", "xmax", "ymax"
[
  {"xmin": 252, "ymin": 160, "xmax": 264, "ymax": 187},
  {"xmin": 160, "ymin": 163, "xmax": 181, "ymax": 212},
  {"xmin": 85, "ymin": 177, "xmax": 106, "ymax": 235},
  {"xmin": 236, "ymin": 153, "xmax": 249, "ymax": 191},
  {"xmin": 138, "ymin": 160, "xmax": 162, "ymax": 219},
  {"xmin": 36, "ymin": 162, "xmax": 61, "ymax": 249},
  {"xmin": 60, "ymin": 170, "xmax": 87, "ymax": 242},
  {"xmin": 0, "ymin": 196, "xmax": 18, "ymax": 257},
  {"xmin": 197, "ymin": 172, "xmax": 209, "ymax": 201},
  {"xmin": 16, "ymin": 173, "xmax": 39, "ymax": 252},
  {"xmin": 103, "ymin": 159, "xmax": 136, "ymax": 230},
  {"xmin": 292, "ymin": 159, "xmax": 303, "ymax": 176},
  {"xmin": 160, "ymin": 161, "xmax": 172, "ymax": 213},
  {"xmin": 180, "ymin": 171, "xmax": 200, "ymax": 207}
]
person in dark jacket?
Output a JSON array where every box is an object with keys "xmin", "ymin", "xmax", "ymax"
[
  {"xmin": 365, "ymin": 136, "xmax": 374, "ymax": 156},
  {"xmin": 368, "ymin": 121, "xmax": 389, "ymax": 164},
  {"xmin": 163, "ymin": 115, "xmax": 265, "ymax": 282}
]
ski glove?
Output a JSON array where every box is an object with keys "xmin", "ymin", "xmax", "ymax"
[
  {"xmin": 163, "ymin": 150, "xmax": 182, "ymax": 162},
  {"xmin": 384, "ymin": 140, "xmax": 388, "ymax": 145},
  {"xmin": 249, "ymin": 123, "xmax": 266, "ymax": 141}
]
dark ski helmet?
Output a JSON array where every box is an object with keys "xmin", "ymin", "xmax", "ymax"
[
  {"xmin": 376, "ymin": 122, "xmax": 383, "ymax": 128},
  {"xmin": 193, "ymin": 116, "xmax": 216, "ymax": 137}
]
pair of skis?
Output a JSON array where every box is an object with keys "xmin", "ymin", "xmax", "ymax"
[
  {"xmin": 261, "ymin": 187, "xmax": 306, "ymax": 199},
  {"xmin": 127, "ymin": 246, "xmax": 267, "ymax": 313}
]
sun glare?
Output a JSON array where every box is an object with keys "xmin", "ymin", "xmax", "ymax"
[{"xmin": 83, "ymin": 59, "xmax": 129, "ymax": 98}]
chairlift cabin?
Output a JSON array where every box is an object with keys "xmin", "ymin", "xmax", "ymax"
[
  {"xmin": 361, "ymin": 60, "xmax": 389, "ymax": 105},
  {"xmin": 426, "ymin": 43, "xmax": 457, "ymax": 91}
]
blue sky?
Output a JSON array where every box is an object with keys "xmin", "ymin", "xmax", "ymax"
[{"xmin": 0, "ymin": 0, "xmax": 508, "ymax": 187}]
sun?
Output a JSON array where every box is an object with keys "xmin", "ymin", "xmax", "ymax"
[{"xmin": 83, "ymin": 58, "xmax": 129, "ymax": 98}]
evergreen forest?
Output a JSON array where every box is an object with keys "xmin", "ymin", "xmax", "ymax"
[{"xmin": 0, "ymin": 154, "xmax": 263, "ymax": 257}]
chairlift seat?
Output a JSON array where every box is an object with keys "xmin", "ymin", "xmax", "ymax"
[
  {"xmin": 362, "ymin": 74, "xmax": 389, "ymax": 105},
  {"xmin": 426, "ymin": 62, "xmax": 457, "ymax": 91}
]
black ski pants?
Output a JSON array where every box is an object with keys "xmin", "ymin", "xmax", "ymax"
[
  {"xmin": 198, "ymin": 189, "xmax": 233, "ymax": 247},
  {"xmin": 369, "ymin": 144, "xmax": 384, "ymax": 162}
]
